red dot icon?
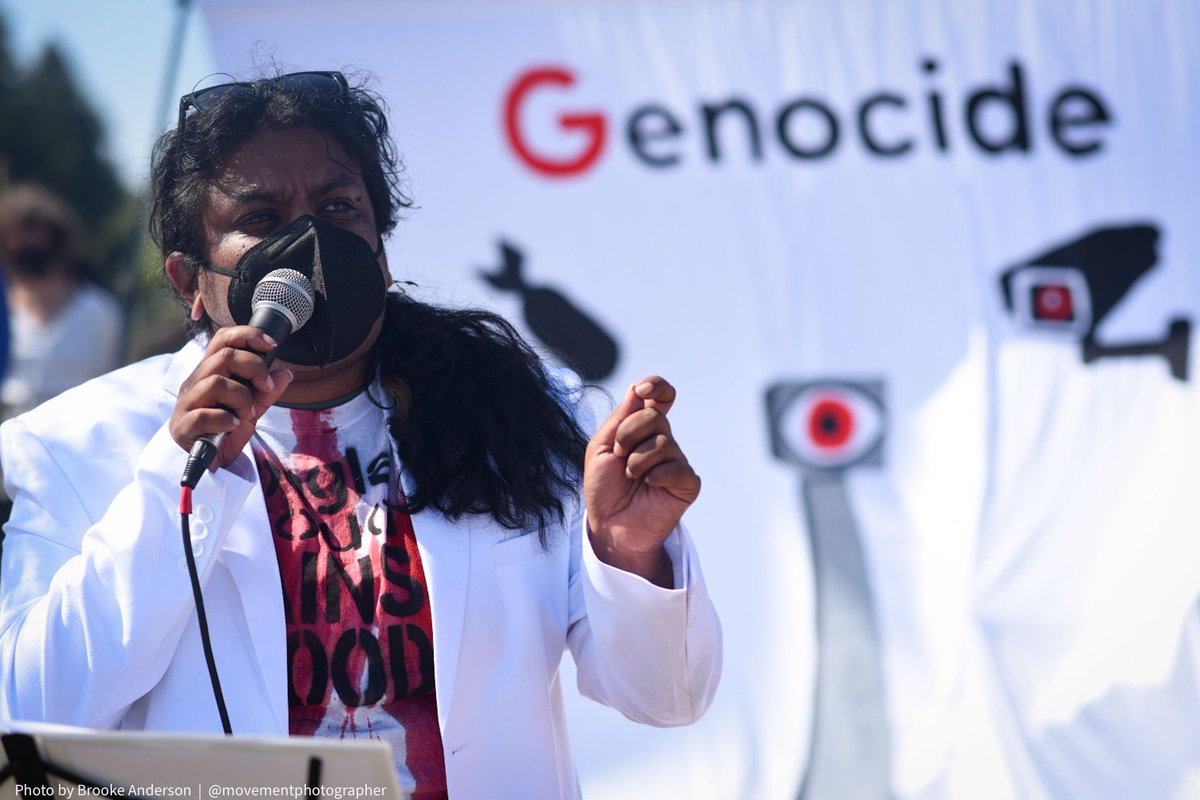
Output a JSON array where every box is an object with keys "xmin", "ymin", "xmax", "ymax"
[
  {"xmin": 809, "ymin": 399, "xmax": 853, "ymax": 449},
  {"xmin": 1033, "ymin": 284, "xmax": 1075, "ymax": 321}
]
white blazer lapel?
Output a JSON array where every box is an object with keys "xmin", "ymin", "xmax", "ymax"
[
  {"xmin": 220, "ymin": 482, "xmax": 289, "ymax": 732},
  {"xmin": 414, "ymin": 510, "xmax": 471, "ymax": 733},
  {"xmin": 397, "ymin": 460, "xmax": 471, "ymax": 734}
]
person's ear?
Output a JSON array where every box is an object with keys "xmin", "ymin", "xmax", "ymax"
[{"xmin": 165, "ymin": 252, "xmax": 206, "ymax": 321}]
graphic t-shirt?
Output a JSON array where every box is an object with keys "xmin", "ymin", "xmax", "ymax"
[{"xmin": 252, "ymin": 387, "xmax": 447, "ymax": 799}]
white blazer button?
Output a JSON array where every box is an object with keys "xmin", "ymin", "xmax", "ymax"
[
  {"xmin": 191, "ymin": 541, "xmax": 204, "ymax": 557},
  {"xmin": 189, "ymin": 521, "xmax": 209, "ymax": 540},
  {"xmin": 194, "ymin": 504, "xmax": 215, "ymax": 523}
]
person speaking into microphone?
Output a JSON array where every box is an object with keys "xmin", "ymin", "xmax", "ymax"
[{"xmin": 0, "ymin": 70, "xmax": 722, "ymax": 800}]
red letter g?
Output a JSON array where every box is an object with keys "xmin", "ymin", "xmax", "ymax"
[{"xmin": 505, "ymin": 66, "xmax": 607, "ymax": 178}]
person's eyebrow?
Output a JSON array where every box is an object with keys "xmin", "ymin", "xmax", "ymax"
[
  {"xmin": 223, "ymin": 175, "xmax": 363, "ymax": 205},
  {"xmin": 313, "ymin": 174, "xmax": 364, "ymax": 196},
  {"xmin": 224, "ymin": 186, "xmax": 283, "ymax": 206}
]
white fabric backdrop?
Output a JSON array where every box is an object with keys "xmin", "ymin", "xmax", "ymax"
[{"xmin": 196, "ymin": 2, "xmax": 1200, "ymax": 797}]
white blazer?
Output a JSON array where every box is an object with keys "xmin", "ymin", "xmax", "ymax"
[{"xmin": 0, "ymin": 341, "xmax": 722, "ymax": 799}]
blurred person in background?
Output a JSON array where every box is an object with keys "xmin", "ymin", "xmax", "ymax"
[
  {"xmin": 0, "ymin": 183, "xmax": 121, "ymax": 421},
  {"xmin": 0, "ymin": 184, "xmax": 121, "ymax": 533}
]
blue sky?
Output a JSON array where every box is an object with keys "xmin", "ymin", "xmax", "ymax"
[{"xmin": 1, "ymin": 0, "xmax": 215, "ymax": 188}]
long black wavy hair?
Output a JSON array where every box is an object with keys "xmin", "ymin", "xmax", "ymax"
[{"xmin": 150, "ymin": 70, "xmax": 589, "ymax": 538}]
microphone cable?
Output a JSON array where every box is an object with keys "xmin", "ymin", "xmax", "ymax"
[{"xmin": 179, "ymin": 484, "xmax": 233, "ymax": 735}]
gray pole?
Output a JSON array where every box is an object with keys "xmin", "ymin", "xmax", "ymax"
[{"xmin": 115, "ymin": 0, "xmax": 193, "ymax": 363}]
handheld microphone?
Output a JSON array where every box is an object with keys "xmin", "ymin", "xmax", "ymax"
[{"xmin": 180, "ymin": 268, "xmax": 316, "ymax": 489}]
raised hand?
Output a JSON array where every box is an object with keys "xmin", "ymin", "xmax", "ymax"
[
  {"xmin": 584, "ymin": 376, "xmax": 701, "ymax": 588},
  {"xmin": 169, "ymin": 326, "xmax": 294, "ymax": 471}
]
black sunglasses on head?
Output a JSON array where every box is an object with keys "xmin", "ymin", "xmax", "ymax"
[{"xmin": 176, "ymin": 71, "xmax": 349, "ymax": 132}]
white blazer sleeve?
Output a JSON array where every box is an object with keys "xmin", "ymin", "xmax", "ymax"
[
  {"xmin": 0, "ymin": 417, "xmax": 258, "ymax": 728},
  {"xmin": 552, "ymin": 369, "xmax": 722, "ymax": 726},
  {"xmin": 567, "ymin": 516, "xmax": 723, "ymax": 726}
]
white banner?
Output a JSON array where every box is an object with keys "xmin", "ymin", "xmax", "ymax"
[{"xmin": 196, "ymin": 2, "xmax": 1200, "ymax": 797}]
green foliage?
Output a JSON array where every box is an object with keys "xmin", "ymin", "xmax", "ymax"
[
  {"xmin": 0, "ymin": 10, "xmax": 184, "ymax": 361},
  {"xmin": 0, "ymin": 13, "xmax": 137, "ymax": 292}
]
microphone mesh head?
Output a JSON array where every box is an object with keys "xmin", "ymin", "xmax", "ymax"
[{"xmin": 251, "ymin": 268, "xmax": 316, "ymax": 330}]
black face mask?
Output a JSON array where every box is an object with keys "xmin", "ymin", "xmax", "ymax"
[
  {"xmin": 8, "ymin": 245, "xmax": 55, "ymax": 278},
  {"xmin": 207, "ymin": 215, "xmax": 387, "ymax": 367}
]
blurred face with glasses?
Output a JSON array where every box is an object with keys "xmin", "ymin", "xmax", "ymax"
[{"xmin": 165, "ymin": 72, "xmax": 392, "ymax": 467}]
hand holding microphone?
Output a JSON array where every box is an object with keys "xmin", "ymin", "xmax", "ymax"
[{"xmin": 175, "ymin": 269, "xmax": 316, "ymax": 488}]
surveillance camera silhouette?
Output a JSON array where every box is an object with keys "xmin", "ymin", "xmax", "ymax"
[{"xmin": 999, "ymin": 224, "xmax": 1190, "ymax": 380}]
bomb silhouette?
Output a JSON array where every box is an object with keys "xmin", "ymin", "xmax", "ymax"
[
  {"xmin": 999, "ymin": 224, "xmax": 1190, "ymax": 380},
  {"xmin": 480, "ymin": 240, "xmax": 619, "ymax": 381}
]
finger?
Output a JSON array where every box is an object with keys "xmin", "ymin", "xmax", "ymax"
[
  {"xmin": 176, "ymin": 407, "xmax": 242, "ymax": 449},
  {"xmin": 185, "ymin": 374, "xmax": 259, "ymax": 423},
  {"xmin": 643, "ymin": 459, "xmax": 702, "ymax": 501},
  {"xmin": 212, "ymin": 368, "xmax": 290, "ymax": 467},
  {"xmin": 622, "ymin": 434, "xmax": 682, "ymax": 480},
  {"xmin": 192, "ymin": 343, "xmax": 278, "ymax": 395},
  {"xmin": 222, "ymin": 348, "xmax": 279, "ymax": 394},
  {"xmin": 612, "ymin": 407, "xmax": 671, "ymax": 458},
  {"xmin": 591, "ymin": 384, "xmax": 648, "ymax": 450},
  {"xmin": 258, "ymin": 368, "xmax": 295, "ymax": 411},
  {"xmin": 205, "ymin": 324, "xmax": 278, "ymax": 358},
  {"xmin": 632, "ymin": 375, "xmax": 677, "ymax": 415}
]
